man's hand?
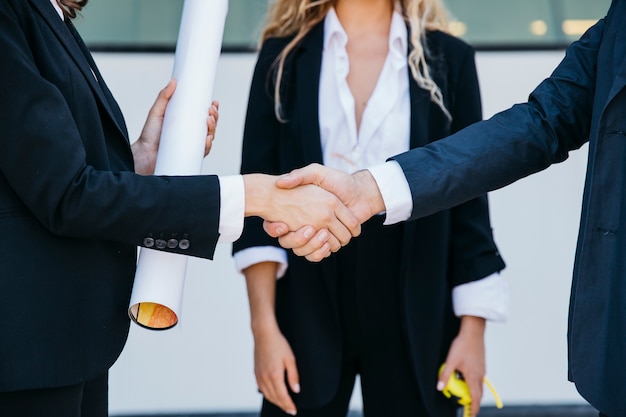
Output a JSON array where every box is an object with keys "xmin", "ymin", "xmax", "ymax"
[
  {"xmin": 262, "ymin": 163, "xmax": 385, "ymax": 261},
  {"xmin": 132, "ymin": 79, "xmax": 219, "ymax": 175}
]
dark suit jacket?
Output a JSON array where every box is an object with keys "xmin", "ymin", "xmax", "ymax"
[
  {"xmin": 0, "ymin": 0, "xmax": 222, "ymax": 391},
  {"xmin": 234, "ymin": 22, "xmax": 505, "ymax": 414},
  {"xmin": 390, "ymin": 0, "xmax": 625, "ymax": 414}
]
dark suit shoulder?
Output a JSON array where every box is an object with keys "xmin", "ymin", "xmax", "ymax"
[
  {"xmin": 257, "ymin": 21, "xmax": 324, "ymax": 64},
  {"xmin": 426, "ymin": 30, "xmax": 474, "ymax": 55},
  {"xmin": 426, "ymin": 30, "xmax": 475, "ymax": 76}
]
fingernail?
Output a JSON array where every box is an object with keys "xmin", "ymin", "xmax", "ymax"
[
  {"xmin": 317, "ymin": 230, "xmax": 329, "ymax": 241},
  {"xmin": 303, "ymin": 227, "xmax": 313, "ymax": 239},
  {"xmin": 437, "ymin": 381, "xmax": 445, "ymax": 391},
  {"xmin": 276, "ymin": 226, "xmax": 286, "ymax": 235},
  {"xmin": 293, "ymin": 383, "xmax": 301, "ymax": 393},
  {"xmin": 207, "ymin": 135, "xmax": 213, "ymax": 141},
  {"xmin": 287, "ymin": 410, "xmax": 297, "ymax": 416}
]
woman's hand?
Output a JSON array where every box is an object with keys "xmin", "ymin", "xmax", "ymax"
[
  {"xmin": 438, "ymin": 316, "xmax": 486, "ymax": 417},
  {"xmin": 244, "ymin": 262, "xmax": 300, "ymax": 416},
  {"xmin": 132, "ymin": 79, "xmax": 219, "ymax": 175},
  {"xmin": 253, "ymin": 323, "xmax": 300, "ymax": 416}
]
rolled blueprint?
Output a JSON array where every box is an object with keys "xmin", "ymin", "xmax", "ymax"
[{"xmin": 129, "ymin": 0, "xmax": 228, "ymax": 330}]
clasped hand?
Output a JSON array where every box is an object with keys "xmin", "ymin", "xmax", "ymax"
[{"xmin": 258, "ymin": 163, "xmax": 386, "ymax": 261}]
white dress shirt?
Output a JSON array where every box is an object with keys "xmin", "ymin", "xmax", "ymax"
[
  {"xmin": 234, "ymin": 7, "xmax": 508, "ymax": 321},
  {"xmin": 49, "ymin": 0, "xmax": 245, "ymax": 244}
]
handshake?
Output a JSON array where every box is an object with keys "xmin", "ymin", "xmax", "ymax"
[{"xmin": 243, "ymin": 163, "xmax": 386, "ymax": 262}]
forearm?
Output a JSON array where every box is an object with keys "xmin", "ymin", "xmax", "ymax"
[{"xmin": 244, "ymin": 261, "xmax": 280, "ymax": 335}]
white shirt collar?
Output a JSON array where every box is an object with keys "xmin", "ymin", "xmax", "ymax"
[
  {"xmin": 388, "ymin": 9, "xmax": 408, "ymax": 67},
  {"xmin": 323, "ymin": 6, "xmax": 407, "ymax": 65},
  {"xmin": 50, "ymin": 0, "xmax": 64, "ymax": 20},
  {"xmin": 323, "ymin": 7, "xmax": 348, "ymax": 51}
]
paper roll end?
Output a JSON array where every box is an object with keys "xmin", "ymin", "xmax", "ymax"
[{"xmin": 129, "ymin": 302, "xmax": 178, "ymax": 330}]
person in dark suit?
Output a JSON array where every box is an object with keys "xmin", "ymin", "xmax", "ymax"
[
  {"xmin": 233, "ymin": 1, "xmax": 506, "ymax": 416},
  {"xmin": 266, "ymin": 0, "xmax": 624, "ymax": 416},
  {"xmin": 0, "ymin": 1, "xmax": 362, "ymax": 415}
]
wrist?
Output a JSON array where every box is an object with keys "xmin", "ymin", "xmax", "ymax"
[
  {"xmin": 459, "ymin": 315, "xmax": 486, "ymax": 337},
  {"xmin": 353, "ymin": 169, "xmax": 385, "ymax": 222},
  {"xmin": 243, "ymin": 174, "xmax": 274, "ymax": 218},
  {"xmin": 131, "ymin": 140, "xmax": 154, "ymax": 175},
  {"xmin": 251, "ymin": 315, "xmax": 280, "ymax": 337}
]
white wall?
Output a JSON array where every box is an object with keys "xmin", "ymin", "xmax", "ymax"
[{"xmin": 95, "ymin": 49, "xmax": 590, "ymax": 415}]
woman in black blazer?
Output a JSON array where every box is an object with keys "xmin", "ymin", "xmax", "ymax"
[
  {"xmin": 0, "ymin": 1, "xmax": 359, "ymax": 415},
  {"xmin": 233, "ymin": 1, "xmax": 506, "ymax": 416}
]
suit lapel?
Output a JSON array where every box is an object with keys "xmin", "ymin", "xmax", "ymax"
[
  {"xmin": 605, "ymin": 35, "xmax": 626, "ymax": 110},
  {"xmin": 407, "ymin": 56, "xmax": 431, "ymax": 150},
  {"xmin": 29, "ymin": 0, "xmax": 129, "ymax": 142},
  {"xmin": 295, "ymin": 22, "xmax": 325, "ymax": 164},
  {"xmin": 65, "ymin": 19, "xmax": 129, "ymax": 140}
]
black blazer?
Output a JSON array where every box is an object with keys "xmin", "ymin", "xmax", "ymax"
[
  {"xmin": 0, "ymin": 0, "xmax": 222, "ymax": 391},
  {"xmin": 390, "ymin": 0, "xmax": 626, "ymax": 414},
  {"xmin": 234, "ymin": 22, "xmax": 505, "ymax": 414}
]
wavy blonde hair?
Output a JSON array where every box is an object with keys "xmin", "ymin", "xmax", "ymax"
[{"xmin": 261, "ymin": 0, "xmax": 452, "ymax": 121}]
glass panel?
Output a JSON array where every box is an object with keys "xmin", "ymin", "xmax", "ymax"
[
  {"xmin": 76, "ymin": 0, "xmax": 612, "ymax": 51},
  {"xmin": 446, "ymin": 0, "xmax": 611, "ymax": 48}
]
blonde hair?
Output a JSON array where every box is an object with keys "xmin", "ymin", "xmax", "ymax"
[{"xmin": 262, "ymin": 0, "xmax": 452, "ymax": 121}]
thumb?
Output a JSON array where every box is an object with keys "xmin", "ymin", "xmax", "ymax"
[
  {"xmin": 263, "ymin": 220, "xmax": 289, "ymax": 238},
  {"xmin": 285, "ymin": 356, "xmax": 300, "ymax": 395},
  {"xmin": 149, "ymin": 78, "xmax": 176, "ymax": 116},
  {"xmin": 276, "ymin": 163, "xmax": 324, "ymax": 190},
  {"xmin": 438, "ymin": 363, "xmax": 453, "ymax": 392}
]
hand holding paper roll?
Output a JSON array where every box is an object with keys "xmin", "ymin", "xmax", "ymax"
[{"xmin": 132, "ymin": 79, "xmax": 219, "ymax": 177}]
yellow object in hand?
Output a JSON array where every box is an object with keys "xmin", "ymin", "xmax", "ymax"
[{"xmin": 438, "ymin": 363, "xmax": 503, "ymax": 417}]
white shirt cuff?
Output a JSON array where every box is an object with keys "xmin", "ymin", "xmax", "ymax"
[
  {"xmin": 367, "ymin": 161, "xmax": 412, "ymax": 225},
  {"xmin": 233, "ymin": 246, "xmax": 289, "ymax": 279},
  {"xmin": 217, "ymin": 175, "xmax": 245, "ymax": 243},
  {"xmin": 452, "ymin": 273, "xmax": 509, "ymax": 322}
]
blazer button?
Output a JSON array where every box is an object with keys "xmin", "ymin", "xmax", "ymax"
[
  {"xmin": 143, "ymin": 237, "xmax": 155, "ymax": 248},
  {"xmin": 155, "ymin": 239, "xmax": 167, "ymax": 249},
  {"xmin": 167, "ymin": 239, "xmax": 179, "ymax": 249},
  {"xmin": 178, "ymin": 239, "xmax": 190, "ymax": 250}
]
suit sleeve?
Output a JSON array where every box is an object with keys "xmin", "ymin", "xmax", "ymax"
[
  {"xmin": 0, "ymin": 4, "xmax": 221, "ymax": 259},
  {"xmin": 392, "ymin": 17, "xmax": 604, "ymax": 221},
  {"xmin": 444, "ymin": 45, "xmax": 506, "ymax": 286},
  {"xmin": 232, "ymin": 39, "xmax": 285, "ymax": 255}
]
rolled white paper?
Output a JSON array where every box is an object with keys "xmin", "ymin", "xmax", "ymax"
[{"xmin": 129, "ymin": 0, "xmax": 229, "ymax": 330}]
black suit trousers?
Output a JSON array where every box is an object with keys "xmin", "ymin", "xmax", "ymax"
[
  {"xmin": 261, "ymin": 217, "xmax": 455, "ymax": 417},
  {"xmin": 0, "ymin": 372, "xmax": 108, "ymax": 417}
]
